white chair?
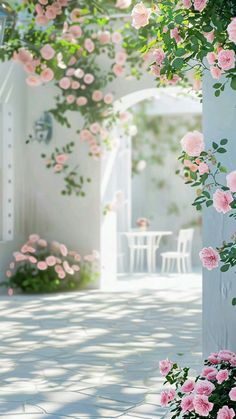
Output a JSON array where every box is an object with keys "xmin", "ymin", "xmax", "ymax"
[
  {"xmin": 125, "ymin": 233, "xmax": 149, "ymax": 273},
  {"xmin": 161, "ymin": 229, "xmax": 194, "ymax": 274}
]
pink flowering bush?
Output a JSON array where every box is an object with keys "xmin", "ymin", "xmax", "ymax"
[
  {"xmin": 159, "ymin": 350, "xmax": 236, "ymax": 419},
  {"xmin": 132, "ymin": 0, "xmax": 236, "ymax": 96},
  {"xmin": 3, "ymin": 234, "xmax": 99, "ymax": 293}
]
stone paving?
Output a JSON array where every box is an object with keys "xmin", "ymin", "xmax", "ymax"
[{"xmin": 0, "ymin": 273, "xmax": 202, "ymax": 418}]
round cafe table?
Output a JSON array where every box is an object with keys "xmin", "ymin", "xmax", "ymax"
[{"xmin": 124, "ymin": 230, "xmax": 173, "ymax": 273}]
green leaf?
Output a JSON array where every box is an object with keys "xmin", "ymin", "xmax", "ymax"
[
  {"xmin": 232, "ymin": 298, "xmax": 236, "ymax": 306},
  {"xmin": 175, "ymin": 48, "xmax": 186, "ymax": 57},
  {"xmin": 206, "ymin": 200, "xmax": 213, "ymax": 207},
  {"xmin": 213, "ymin": 83, "xmax": 222, "ymax": 89},
  {"xmin": 221, "ymin": 264, "xmax": 230, "ymax": 272},
  {"xmin": 220, "ymin": 139, "xmax": 228, "ymax": 145},
  {"xmin": 212, "ymin": 142, "xmax": 218, "ymax": 150},
  {"xmin": 172, "ymin": 58, "xmax": 185, "ymax": 70},
  {"xmin": 230, "ymin": 76, "xmax": 236, "ymax": 90},
  {"xmin": 217, "ymin": 147, "xmax": 227, "ymax": 153}
]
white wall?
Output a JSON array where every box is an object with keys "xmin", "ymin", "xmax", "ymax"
[
  {"xmin": 0, "ymin": 62, "xmax": 28, "ymax": 279},
  {"xmin": 203, "ymin": 74, "xmax": 236, "ymax": 355}
]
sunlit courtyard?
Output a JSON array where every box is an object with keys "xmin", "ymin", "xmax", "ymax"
[{"xmin": 0, "ymin": 273, "xmax": 201, "ymax": 418}]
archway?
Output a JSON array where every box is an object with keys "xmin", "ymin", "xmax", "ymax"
[{"xmin": 100, "ymin": 87, "xmax": 202, "ymax": 289}]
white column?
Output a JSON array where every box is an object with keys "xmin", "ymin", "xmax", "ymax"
[{"xmin": 203, "ymin": 73, "xmax": 236, "ymax": 356}]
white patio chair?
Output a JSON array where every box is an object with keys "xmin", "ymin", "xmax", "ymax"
[
  {"xmin": 161, "ymin": 228, "xmax": 194, "ymax": 274},
  {"xmin": 125, "ymin": 232, "xmax": 149, "ymax": 273}
]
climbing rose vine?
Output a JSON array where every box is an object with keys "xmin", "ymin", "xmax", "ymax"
[{"xmin": 131, "ymin": 0, "xmax": 236, "ymax": 93}]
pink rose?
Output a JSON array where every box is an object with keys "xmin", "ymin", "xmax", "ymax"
[
  {"xmin": 68, "ymin": 56, "xmax": 77, "ymax": 65},
  {"xmin": 77, "ymin": 96, "xmax": 88, "ymax": 106},
  {"xmin": 71, "ymin": 81, "xmax": 80, "ymax": 89},
  {"xmin": 69, "ymin": 25, "xmax": 82, "ymax": 38},
  {"xmin": 35, "ymin": 15, "xmax": 49, "ymax": 26},
  {"xmin": 116, "ymin": 0, "xmax": 131, "ymax": 8},
  {"xmin": 217, "ymin": 406, "xmax": 235, "ymax": 419},
  {"xmin": 159, "ymin": 359, "xmax": 172, "ymax": 376},
  {"xmin": 46, "ymin": 256, "xmax": 56, "ymax": 267},
  {"xmin": 218, "ymin": 350, "xmax": 235, "ymax": 361},
  {"xmin": 104, "ymin": 93, "xmax": 114, "ymax": 105},
  {"xmin": 160, "ymin": 391, "xmax": 169, "ymax": 407},
  {"xmin": 80, "ymin": 129, "xmax": 93, "ymax": 141},
  {"xmin": 66, "ymin": 95, "xmax": 75, "ymax": 104},
  {"xmin": 227, "ymin": 18, "xmax": 236, "ymax": 45},
  {"xmin": 8, "ymin": 288, "xmax": 14, "ymax": 296},
  {"xmin": 60, "ymin": 244, "xmax": 68, "ymax": 257},
  {"xmin": 216, "ymin": 369, "xmax": 229, "ymax": 384},
  {"xmin": 195, "ymin": 380, "xmax": 215, "ymax": 396},
  {"xmin": 70, "ymin": 8, "xmax": 81, "ymax": 22},
  {"xmin": 180, "ymin": 131, "xmax": 205, "ymax": 156},
  {"xmin": 182, "ymin": 0, "xmax": 192, "ymax": 7},
  {"xmin": 45, "ymin": 6, "xmax": 57, "ymax": 20},
  {"xmin": 218, "ymin": 50, "xmax": 235, "ymax": 71},
  {"xmin": 54, "ymin": 164, "xmax": 63, "ymax": 172},
  {"xmin": 41, "ymin": 68, "xmax": 54, "ymax": 82},
  {"xmin": 40, "ymin": 44, "xmax": 55, "ymax": 60},
  {"xmin": 37, "ymin": 261, "xmax": 47, "ymax": 271},
  {"xmin": 90, "ymin": 123, "xmax": 101, "ymax": 134},
  {"xmin": 74, "ymin": 68, "xmax": 84, "ymax": 79},
  {"xmin": 181, "ymin": 380, "xmax": 195, "ymax": 393},
  {"xmin": 29, "ymin": 234, "xmax": 40, "ymax": 242},
  {"xmin": 210, "ymin": 66, "xmax": 222, "ymax": 80},
  {"xmin": 160, "ymin": 389, "xmax": 175, "ymax": 407},
  {"xmin": 115, "ymin": 51, "xmax": 127, "ymax": 65},
  {"xmin": 63, "ymin": 261, "xmax": 74, "ymax": 275},
  {"xmin": 184, "ymin": 159, "xmax": 198, "ymax": 172},
  {"xmin": 150, "ymin": 64, "xmax": 161, "ymax": 77},
  {"xmin": 58, "ymin": 270, "xmax": 66, "ymax": 279},
  {"xmin": 204, "ymin": 30, "xmax": 215, "ymax": 43},
  {"xmin": 207, "ymin": 52, "xmax": 217, "ymax": 65},
  {"xmin": 92, "ymin": 90, "xmax": 103, "ymax": 102},
  {"xmin": 55, "ymin": 154, "xmax": 69, "ymax": 164},
  {"xmin": 171, "ymin": 27, "xmax": 182, "ymax": 44},
  {"xmin": 227, "ymin": 171, "xmax": 236, "ymax": 192},
  {"xmin": 198, "ymin": 162, "xmax": 209, "ymax": 175},
  {"xmin": 213, "ymin": 189, "xmax": 233, "ymax": 214},
  {"xmin": 6, "ymin": 270, "xmax": 12, "ymax": 278},
  {"xmin": 113, "ymin": 64, "xmax": 125, "ymax": 77},
  {"xmin": 193, "ymin": 395, "xmax": 214, "ymax": 417},
  {"xmin": 59, "ymin": 77, "xmax": 71, "ymax": 89},
  {"xmin": 208, "ymin": 353, "xmax": 219, "ymax": 364},
  {"xmin": 84, "ymin": 73, "xmax": 94, "ymax": 84},
  {"xmin": 231, "ymin": 358, "xmax": 236, "ymax": 366},
  {"xmin": 194, "ymin": 0, "xmax": 207, "ymax": 12},
  {"xmin": 181, "ymin": 395, "xmax": 194, "ymax": 413},
  {"xmin": 26, "ymin": 75, "xmax": 41, "ymax": 87},
  {"xmin": 98, "ymin": 31, "xmax": 111, "ymax": 44},
  {"xmin": 112, "ymin": 32, "xmax": 122, "ymax": 44},
  {"xmin": 153, "ymin": 48, "xmax": 166, "ymax": 65},
  {"xmin": 229, "ymin": 387, "xmax": 236, "ymax": 401},
  {"xmin": 131, "ymin": 2, "xmax": 151, "ymax": 29},
  {"xmin": 199, "ymin": 247, "xmax": 220, "ymax": 270},
  {"xmin": 84, "ymin": 38, "xmax": 95, "ymax": 53}
]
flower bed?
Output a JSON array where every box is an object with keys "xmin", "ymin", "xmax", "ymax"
[
  {"xmin": 3, "ymin": 234, "xmax": 99, "ymax": 294},
  {"xmin": 159, "ymin": 350, "xmax": 236, "ymax": 418}
]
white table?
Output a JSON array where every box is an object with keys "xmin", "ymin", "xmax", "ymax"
[{"xmin": 124, "ymin": 230, "xmax": 173, "ymax": 273}]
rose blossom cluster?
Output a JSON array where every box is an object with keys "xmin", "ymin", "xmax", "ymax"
[
  {"xmin": 159, "ymin": 350, "xmax": 236, "ymax": 418},
  {"xmin": 52, "ymin": 153, "xmax": 69, "ymax": 173},
  {"xmin": 207, "ymin": 49, "xmax": 235, "ymax": 80},
  {"xmin": 35, "ymin": 0, "xmax": 69, "ymax": 26},
  {"xmin": 179, "ymin": 130, "xmax": 236, "ymax": 271}
]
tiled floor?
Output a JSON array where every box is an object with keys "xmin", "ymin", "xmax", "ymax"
[{"xmin": 0, "ymin": 273, "xmax": 202, "ymax": 418}]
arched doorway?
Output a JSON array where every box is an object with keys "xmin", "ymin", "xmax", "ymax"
[{"xmin": 100, "ymin": 87, "xmax": 202, "ymax": 289}]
